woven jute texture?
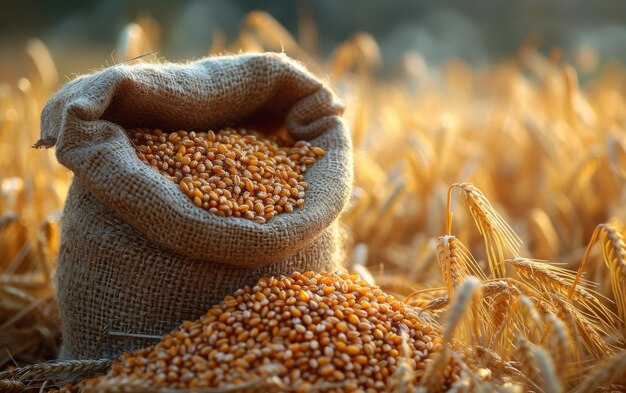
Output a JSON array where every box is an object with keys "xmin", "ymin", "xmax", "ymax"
[{"xmin": 38, "ymin": 53, "xmax": 353, "ymax": 359}]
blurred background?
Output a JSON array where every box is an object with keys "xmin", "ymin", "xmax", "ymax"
[{"xmin": 2, "ymin": 0, "xmax": 626, "ymax": 80}]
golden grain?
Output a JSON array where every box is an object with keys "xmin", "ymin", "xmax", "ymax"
[
  {"xmin": 130, "ymin": 128, "xmax": 324, "ymax": 222},
  {"xmin": 84, "ymin": 272, "xmax": 442, "ymax": 392}
]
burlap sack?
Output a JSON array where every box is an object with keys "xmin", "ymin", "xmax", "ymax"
[{"xmin": 37, "ymin": 53, "xmax": 353, "ymax": 359}]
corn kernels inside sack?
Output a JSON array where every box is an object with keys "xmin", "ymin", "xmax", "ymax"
[
  {"xmin": 129, "ymin": 128, "xmax": 324, "ymax": 223},
  {"xmin": 87, "ymin": 272, "xmax": 446, "ymax": 392}
]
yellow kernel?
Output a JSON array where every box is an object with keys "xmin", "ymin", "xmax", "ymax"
[
  {"xmin": 346, "ymin": 345, "xmax": 360, "ymax": 356},
  {"xmin": 129, "ymin": 127, "xmax": 322, "ymax": 223}
]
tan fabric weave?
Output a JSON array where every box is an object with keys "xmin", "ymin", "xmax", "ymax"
[{"xmin": 39, "ymin": 53, "xmax": 353, "ymax": 359}]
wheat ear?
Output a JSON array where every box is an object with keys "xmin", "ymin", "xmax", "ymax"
[
  {"xmin": 598, "ymin": 223, "xmax": 626, "ymax": 325},
  {"xmin": 448, "ymin": 183, "xmax": 522, "ymax": 278},
  {"xmin": 475, "ymin": 345, "xmax": 527, "ymax": 385},
  {"xmin": 419, "ymin": 279, "xmax": 508, "ymax": 314},
  {"xmin": 419, "ymin": 278, "xmax": 481, "ymax": 391},
  {"xmin": 436, "ymin": 235, "xmax": 487, "ymax": 294},
  {"xmin": 549, "ymin": 293, "xmax": 615, "ymax": 359},
  {"xmin": 542, "ymin": 313, "xmax": 572, "ymax": 383},
  {"xmin": 0, "ymin": 358, "xmax": 111, "ymax": 382},
  {"xmin": 516, "ymin": 336, "xmax": 563, "ymax": 393},
  {"xmin": 508, "ymin": 257, "xmax": 617, "ymax": 328}
]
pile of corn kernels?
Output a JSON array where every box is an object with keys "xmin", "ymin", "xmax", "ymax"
[
  {"xmin": 84, "ymin": 272, "xmax": 448, "ymax": 393},
  {"xmin": 130, "ymin": 128, "xmax": 324, "ymax": 223}
]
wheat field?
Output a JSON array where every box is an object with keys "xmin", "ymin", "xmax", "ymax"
[{"xmin": 1, "ymin": 11, "xmax": 626, "ymax": 392}]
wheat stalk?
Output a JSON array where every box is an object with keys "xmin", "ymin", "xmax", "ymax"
[
  {"xmin": 489, "ymin": 273, "xmax": 617, "ymax": 362},
  {"xmin": 572, "ymin": 351, "xmax": 626, "ymax": 393},
  {"xmin": 389, "ymin": 332, "xmax": 416, "ymax": 393},
  {"xmin": 419, "ymin": 278, "xmax": 481, "ymax": 391},
  {"xmin": 445, "ymin": 351, "xmax": 484, "ymax": 393},
  {"xmin": 348, "ymin": 243, "xmax": 376, "ymax": 286},
  {"xmin": 542, "ymin": 313, "xmax": 572, "ymax": 383},
  {"xmin": 598, "ymin": 223, "xmax": 626, "ymax": 325},
  {"xmin": 569, "ymin": 224, "xmax": 612, "ymax": 300},
  {"xmin": 514, "ymin": 295, "xmax": 544, "ymax": 343},
  {"xmin": 417, "ymin": 279, "xmax": 509, "ymax": 314},
  {"xmin": 528, "ymin": 343, "xmax": 563, "ymax": 393},
  {"xmin": 0, "ymin": 358, "xmax": 111, "ymax": 382},
  {"xmin": 507, "ymin": 257, "xmax": 617, "ymax": 329},
  {"xmin": 488, "ymin": 289, "xmax": 516, "ymax": 352},
  {"xmin": 0, "ymin": 379, "xmax": 24, "ymax": 393},
  {"xmin": 242, "ymin": 11, "xmax": 319, "ymax": 72},
  {"xmin": 447, "ymin": 183, "xmax": 522, "ymax": 278},
  {"xmin": 475, "ymin": 346, "xmax": 527, "ymax": 385},
  {"xmin": 549, "ymin": 293, "xmax": 615, "ymax": 359},
  {"xmin": 516, "ymin": 336, "xmax": 563, "ymax": 393}
]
